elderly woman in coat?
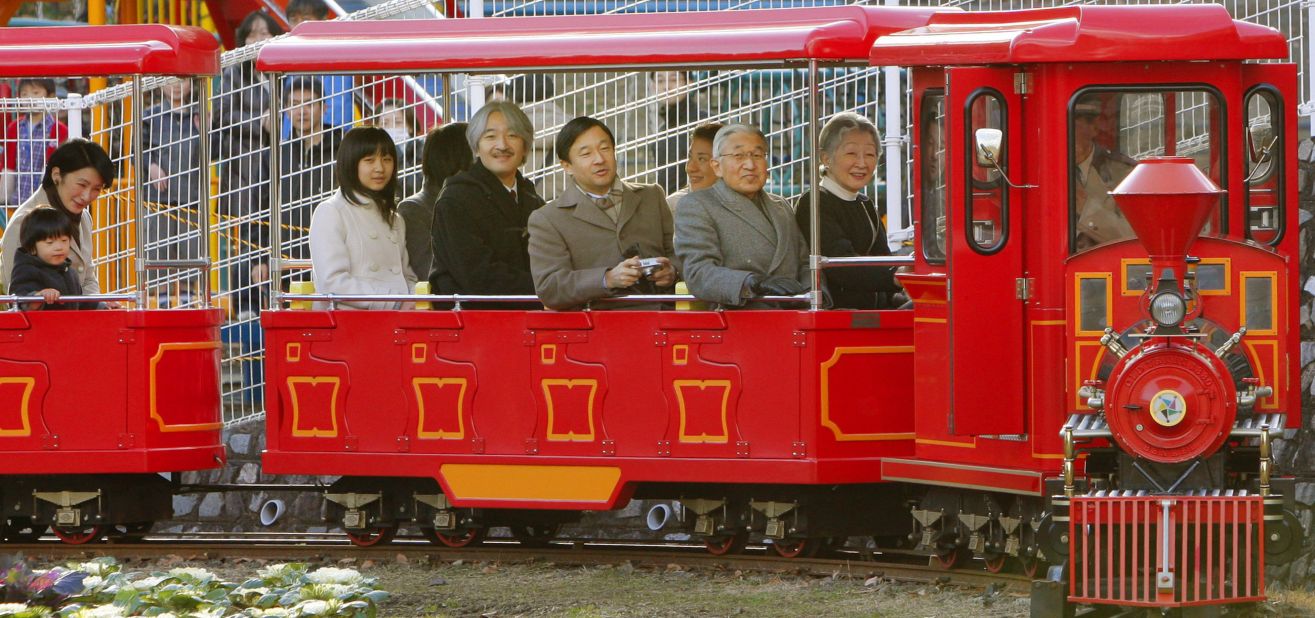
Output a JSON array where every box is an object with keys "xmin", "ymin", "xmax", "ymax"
[
  {"xmin": 674, "ymin": 124, "xmax": 811, "ymax": 307},
  {"xmin": 308, "ymin": 127, "xmax": 416, "ymax": 310}
]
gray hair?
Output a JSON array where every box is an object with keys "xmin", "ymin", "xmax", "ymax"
[
  {"xmin": 819, "ymin": 112, "xmax": 880, "ymax": 160},
  {"xmin": 712, "ymin": 123, "xmax": 766, "ymax": 159},
  {"xmin": 465, "ymin": 100, "xmax": 536, "ymax": 155}
]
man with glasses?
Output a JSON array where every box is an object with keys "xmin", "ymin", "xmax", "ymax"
[{"xmin": 674, "ymin": 124, "xmax": 811, "ymax": 307}]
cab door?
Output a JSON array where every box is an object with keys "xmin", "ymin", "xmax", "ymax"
[{"xmin": 945, "ymin": 67, "xmax": 1026, "ymax": 435}]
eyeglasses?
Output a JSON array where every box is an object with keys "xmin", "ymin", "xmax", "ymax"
[{"xmin": 718, "ymin": 151, "xmax": 768, "ymax": 164}]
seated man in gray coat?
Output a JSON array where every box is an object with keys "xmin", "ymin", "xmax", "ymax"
[
  {"xmin": 674, "ymin": 124, "xmax": 810, "ymax": 307},
  {"xmin": 528, "ymin": 116, "xmax": 677, "ymax": 310}
]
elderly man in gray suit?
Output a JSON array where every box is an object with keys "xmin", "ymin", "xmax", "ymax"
[
  {"xmin": 528, "ymin": 116, "xmax": 677, "ymax": 310},
  {"xmin": 674, "ymin": 124, "xmax": 810, "ymax": 307}
]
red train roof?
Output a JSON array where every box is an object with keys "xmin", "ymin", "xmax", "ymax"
[
  {"xmin": 256, "ymin": 6, "xmax": 947, "ymax": 73},
  {"xmin": 870, "ymin": 5, "xmax": 1289, "ymax": 66},
  {"xmin": 0, "ymin": 24, "xmax": 220, "ymax": 77}
]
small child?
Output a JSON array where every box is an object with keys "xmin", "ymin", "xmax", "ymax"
[{"xmin": 9, "ymin": 206, "xmax": 91, "ymax": 311}]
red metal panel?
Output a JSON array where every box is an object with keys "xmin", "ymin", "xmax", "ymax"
[
  {"xmin": 870, "ymin": 5, "xmax": 1288, "ymax": 66},
  {"xmin": 0, "ymin": 25, "xmax": 220, "ymax": 77},
  {"xmin": 262, "ymin": 309, "xmax": 912, "ymax": 509},
  {"xmin": 1069, "ymin": 495, "xmax": 1264, "ymax": 608},
  {"xmin": 945, "ymin": 67, "xmax": 1026, "ymax": 435},
  {"xmin": 0, "ymin": 309, "xmax": 224, "ymax": 474},
  {"xmin": 256, "ymin": 6, "xmax": 946, "ymax": 73}
]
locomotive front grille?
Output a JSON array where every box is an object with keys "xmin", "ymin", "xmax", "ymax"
[{"xmin": 1069, "ymin": 494, "xmax": 1264, "ymax": 607}]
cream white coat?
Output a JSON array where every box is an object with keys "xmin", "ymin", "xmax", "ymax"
[
  {"xmin": 309, "ymin": 190, "xmax": 416, "ymax": 310},
  {"xmin": 0, "ymin": 188, "xmax": 100, "ymax": 295}
]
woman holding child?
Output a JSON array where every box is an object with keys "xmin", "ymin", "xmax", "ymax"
[
  {"xmin": 0, "ymin": 139, "xmax": 115, "ymax": 301},
  {"xmin": 308, "ymin": 126, "xmax": 416, "ymax": 310}
]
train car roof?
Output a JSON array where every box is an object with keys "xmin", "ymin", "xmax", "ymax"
[
  {"xmin": 0, "ymin": 24, "xmax": 220, "ymax": 77},
  {"xmin": 869, "ymin": 5, "xmax": 1289, "ymax": 66},
  {"xmin": 256, "ymin": 6, "xmax": 948, "ymax": 73}
]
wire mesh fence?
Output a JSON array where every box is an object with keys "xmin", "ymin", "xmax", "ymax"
[{"xmin": 0, "ymin": 0, "xmax": 1306, "ymax": 427}]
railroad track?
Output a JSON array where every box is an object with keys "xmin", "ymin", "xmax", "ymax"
[{"xmin": 3, "ymin": 535, "xmax": 1032, "ymax": 594}]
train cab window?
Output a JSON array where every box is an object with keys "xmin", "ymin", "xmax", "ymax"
[
  {"xmin": 920, "ymin": 92, "xmax": 947, "ymax": 263},
  {"xmin": 965, "ymin": 91, "xmax": 1006, "ymax": 253},
  {"xmin": 1077, "ymin": 273, "xmax": 1111, "ymax": 334},
  {"xmin": 1245, "ymin": 87, "xmax": 1284, "ymax": 245},
  {"xmin": 1242, "ymin": 273, "xmax": 1276, "ymax": 334},
  {"xmin": 1070, "ymin": 89, "xmax": 1225, "ymax": 253}
]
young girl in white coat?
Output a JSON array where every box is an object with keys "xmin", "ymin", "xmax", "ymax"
[{"xmin": 309, "ymin": 127, "xmax": 416, "ymax": 309}]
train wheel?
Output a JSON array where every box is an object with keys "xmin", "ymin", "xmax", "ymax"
[
  {"xmin": 107, "ymin": 522, "xmax": 154, "ymax": 544},
  {"xmin": 983, "ymin": 554, "xmax": 1008, "ymax": 573},
  {"xmin": 932, "ymin": 547, "xmax": 968, "ymax": 569},
  {"xmin": 703, "ymin": 533, "xmax": 748, "ymax": 556},
  {"xmin": 771, "ymin": 539, "xmax": 816, "ymax": 559},
  {"xmin": 345, "ymin": 526, "xmax": 397, "ymax": 548},
  {"xmin": 52, "ymin": 525, "xmax": 104, "ymax": 545},
  {"xmin": 510, "ymin": 524, "xmax": 560, "ymax": 548},
  {"xmin": 2, "ymin": 518, "xmax": 45, "ymax": 543},
  {"xmin": 421, "ymin": 527, "xmax": 485, "ymax": 548},
  {"xmin": 1018, "ymin": 555, "xmax": 1045, "ymax": 579}
]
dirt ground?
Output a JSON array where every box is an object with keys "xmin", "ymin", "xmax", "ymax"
[{"xmin": 194, "ymin": 555, "xmax": 1315, "ymax": 617}]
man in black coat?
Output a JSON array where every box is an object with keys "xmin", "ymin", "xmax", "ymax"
[{"xmin": 429, "ymin": 101, "xmax": 544, "ymax": 297}]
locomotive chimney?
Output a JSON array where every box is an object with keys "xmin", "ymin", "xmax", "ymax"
[{"xmin": 1110, "ymin": 156, "xmax": 1221, "ymax": 287}]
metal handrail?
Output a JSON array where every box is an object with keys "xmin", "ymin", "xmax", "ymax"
[
  {"xmin": 0, "ymin": 294, "xmax": 138, "ymax": 309},
  {"xmin": 815, "ymin": 255, "xmax": 914, "ymax": 268},
  {"xmin": 281, "ymin": 293, "xmax": 810, "ymax": 308}
]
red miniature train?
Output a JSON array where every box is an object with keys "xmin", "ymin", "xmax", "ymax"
[
  {"xmin": 267, "ymin": 4, "xmax": 1306, "ymax": 615},
  {"xmin": 0, "ymin": 25, "xmax": 226, "ymax": 544}
]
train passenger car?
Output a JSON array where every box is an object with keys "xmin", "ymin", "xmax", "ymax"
[
  {"xmin": 0, "ymin": 25, "xmax": 226, "ymax": 544},
  {"xmin": 257, "ymin": 4, "xmax": 1302, "ymax": 614},
  {"xmin": 256, "ymin": 6, "xmax": 938, "ymax": 553}
]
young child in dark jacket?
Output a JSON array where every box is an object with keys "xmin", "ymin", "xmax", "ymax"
[{"xmin": 9, "ymin": 206, "xmax": 92, "ymax": 310}]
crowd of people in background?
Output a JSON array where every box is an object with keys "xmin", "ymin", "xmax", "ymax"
[{"xmin": 0, "ymin": 0, "xmax": 903, "ymax": 313}]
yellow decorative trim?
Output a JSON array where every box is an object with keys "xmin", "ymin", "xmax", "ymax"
[
  {"xmin": 413, "ymin": 377, "xmax": 467, "ymax": 439},
  {"xmin": 1120, "ymin": 257, "xmax": 1231, "ymax": 296},
  {"xmin": 672, "ymin": 345, "xmax": 689, "ymax": 366},
  {"xmin": 1242, "ymin": 340, "xmax": 1280, "ymax": 411},
  {"xmin": 1073, "ymin": 341, "xmax": 1107, "ymax": 410},
  {"xmin": 411, "ymin": 343, "xmax": 427, "ymax": 364},
  {"xmin": 914, "ymin": 317, "xmax": 947, "ymax": 324},
  {"xmin": 1240, "ymin": 271, "xmax": 1278, "ymax": 336},
  {"xmin": 917, "ymin": 437, "xmax": 977, "ymax": 448},
  {"xmin": 0, "ymin": 377, "xmax": 35, "ymax": 437},
  {"xmin": 540, "ymin": 344, "xmax": 557, "ymax": 365},
  {"xmin": 149, "ymin": 342, "xmax": 223, "ymax": 433},
  {"xmin": 541, "ymin": 378, "xmax": 597, "ymax": 442},
  {"xmin": 819, "ymin": 346, "xmax": 916, "ymax": 441},
  {"xmin": 441, "ymin": 463, "xmax": 621, "ymax": 503},
  {"xmin": 1074, "ymin": 272, "xmax": 1113, "ymax": 337},
  {"xmin": 673, "ymin": 379, "xmax": 731, "ymax": 443},
  {"xmin": 286, "ymin": 342, "xmax": 302, "ymax": 363},
  {"xmin": 288, "ymin": 376, "xmax": 341, "ymax": 437}
]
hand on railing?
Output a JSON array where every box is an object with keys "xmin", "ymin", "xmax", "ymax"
[{"xmin": 747, "ymin": 274, "xmax": 806, "ymax": 297}]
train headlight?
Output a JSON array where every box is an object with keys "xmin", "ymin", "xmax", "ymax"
[{"xmin": 1150, "ymin": 291, "xmax": 1186, "ymax": 327}]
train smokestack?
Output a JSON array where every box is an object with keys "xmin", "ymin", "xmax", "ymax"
[{"xmin": 1110, "ymin": 156, "xmax": 1221, "ymax": 286}]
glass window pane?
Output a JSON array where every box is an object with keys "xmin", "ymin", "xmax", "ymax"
[
  {"xmin": 921, "ymin": 93, "xmax": 947, "ymax": 263},
  {"xmin": 1126, "ymin": 263, "xmax": 1152, "ymax": 292},
  {"xmin": 1244, "ymin": 276, "xmax": 1273, "ymax": 331},
  {"xmin": 966, "ymin": 92, "xmax": 1005, "ymax": 253},
  {"xmin": 1079, "ymin": 277, "xmax": 1109, "ymax": 332},
  {"xmin": 1071, "ymin": 89, "xmax": 1223, "ymax": 253},
  {"xmin": 1245, "ymin": 89, "xmax": 1283, "ymax": 245},
  {"xmin": 1195, "ymin": 263, "xmax": 1226, "ymax": 291}
]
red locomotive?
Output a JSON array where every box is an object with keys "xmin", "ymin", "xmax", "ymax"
[
  {"xmin": 0, "ymin": 25, "xmax": 225, "ymax": 544},
  {"xmin": 257, "ymin": 5, "xmax": 1301, "ymax": 614}
]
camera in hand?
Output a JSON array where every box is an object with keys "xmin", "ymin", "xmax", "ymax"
[{"xmin": 638, "ymin": 257, "xmax": 663, "ymax": 278}]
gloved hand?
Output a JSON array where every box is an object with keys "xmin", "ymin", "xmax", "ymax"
[{"xmin": 747, "ymin": 274, "xmax": 807, "ymax": 296}]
